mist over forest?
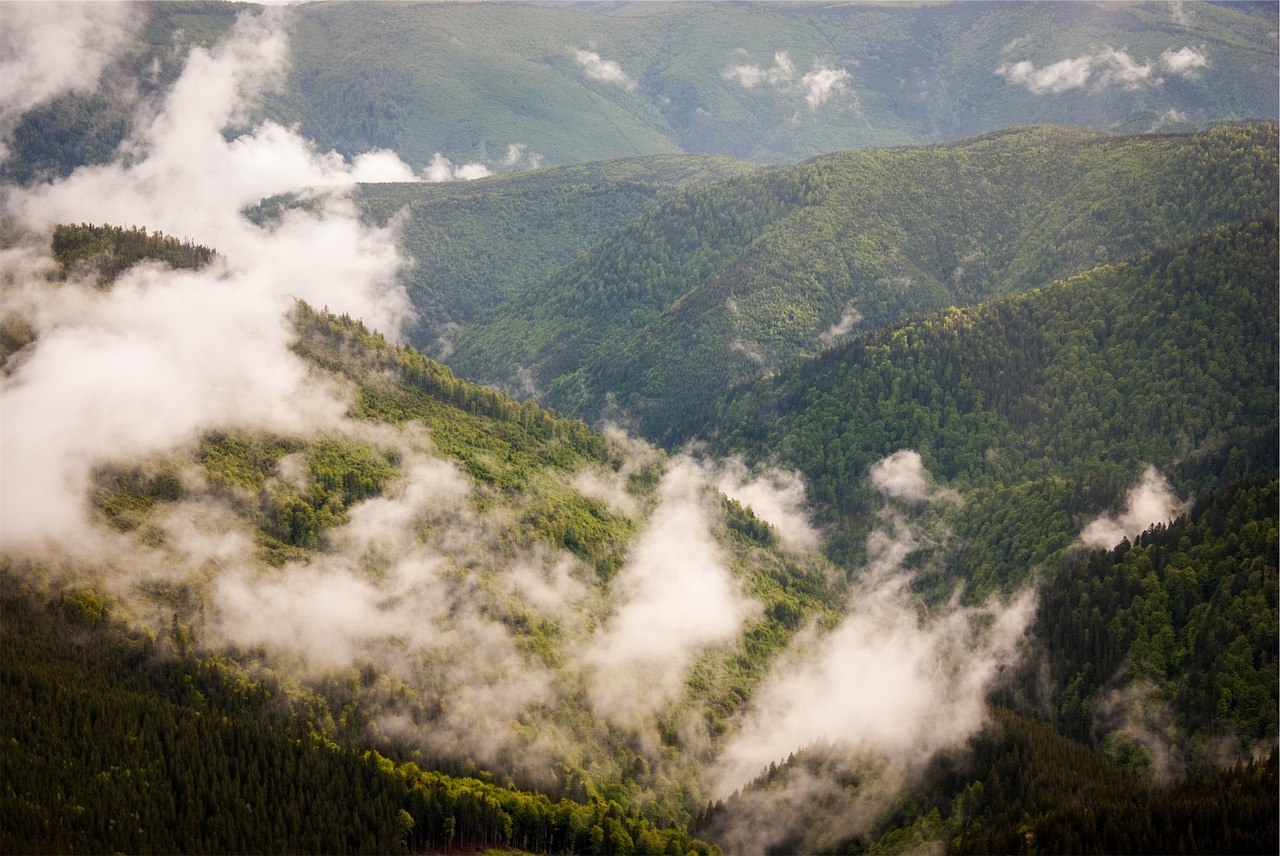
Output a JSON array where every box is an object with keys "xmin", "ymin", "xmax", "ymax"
[{"xmin": 1, "ymin": 2, "xmax": 1276, "ymax": 855}]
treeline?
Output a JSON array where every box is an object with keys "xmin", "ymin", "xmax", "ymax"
[
  {"xmin": 720, "ymin": 214, "xmax": 1278, "ymax": 588},
  {"xmin": 375, "ymin": 754, "xmax": 718, "ymax": 855},
  {"xmin": 52, "ymin": 223, "xmax": 217, "ymax": 285},
  {"xmin": 0, "ymin": 577, "xmax": 719, "ymax": 855}
]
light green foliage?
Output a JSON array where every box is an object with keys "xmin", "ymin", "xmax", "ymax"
[
  {"xmin": 368, "ymin": 751, "xmax": 721, "ymax": 855},
  {"xmin": 197, "ymin": 429, "xmax": 397, "ymax": 558},
  {"xmin": 524, "ymin": 492, "xmax": 634, "ymax": 580},
  {"xmin": 91, "ymin": 462, "xmax": 184, "ymax": 533},
  {"xmin": 293, "ymin": 304, "xmax": 610, "ymax": 491},
  {"xmin": 0, "ymin": 315, "xmax": 35, "ymax": 371}
]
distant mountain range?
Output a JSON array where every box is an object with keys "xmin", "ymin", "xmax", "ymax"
[{"xmin": 4, "ymin": 0, "xmax": 1277, "ymax": 181}]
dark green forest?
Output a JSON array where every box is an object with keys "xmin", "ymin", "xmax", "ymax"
[
  {"xmin": 0, "ymin": 576, "xmax": 717, "ymax": 855},
  {"xmin": 719, "ymin": 214, "xmax": 1278, "ymax": 591}
]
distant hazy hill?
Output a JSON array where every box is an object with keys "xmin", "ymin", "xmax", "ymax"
[
  {"xmin": 3, "ymin": 1, "xmax": 1276, "ymax": 180},
  {"xmin": 259, "ymin": 0, "xmax": 1280, "ymax": 166},
  {"xmin": 441, "ymin": 123, "xmax": 1277, "ymax": 442}
]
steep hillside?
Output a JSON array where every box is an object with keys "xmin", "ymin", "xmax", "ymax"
[
  {"xmin": 719, "ymin": 214, "xmax": 1278, "ymax": 590},
  {"xmin": 4, "ymin": 2, "xmax": 1275, "ymax": 181},
  {"xmin": 0, "ymin": 221, "xmax": 851, "ymax": 844},
  {"xmin": 0, "ymin": 578, "xmax": 719, "ymax": 855},
  {"xmin": 445, "ymin": 123, "xmax": 1277, "ymax": 441},
  {"xmin": 354, "ymin": 154, "xmax": 759, "ymax": 342}
]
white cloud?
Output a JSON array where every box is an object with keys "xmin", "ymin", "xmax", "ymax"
[
  {"xmin": 995, "ymin": 55, "xmax": 1097, "ymax": 94},
  {"xmin": 868, "ymin": 450, "xmax": 959, "ymax": 506},
  {"xmin": 723, "ymin": 51, "xmax": 853, "ymax": 111},
  {"xmin": 423, "ymin": 152, "xmax": 492, "ymax": 181},
  {"xmin": 820, "ymin": 305, "xmax": 862, "ymax": 345},
  {"xmin": 1079, "ymin": 467, "xmax": 1185, "ymax": 549},
  {"xmin": 710, "ymin": 469, "xmax": 1036, "ymax": 848},
  {"xmin": 0, "ymin": 8, "xmax": 423, "ymax": 549},
  {"xmin": 583, "ymin": 458, "xmax": 760, "ymax": 727},
  {"xmin": 800, "ymin": 67, "xmax": 852, "ymax": 109},
  {"xmin": 572, "ymin": 48, "xmax": 637, "ymax": 92},
  {"xmin": 723, "ymin": 51, "xmax": 796, "ymax": 88},
  {"xmin": 712, "ymin": 457, "xmax": 821, "ymax": 552},
  {"xmin": 502, "ymin": 142, "xmax": 544, "ymax": 170},
  {"xmin": 996, "ymin": 48, "xmax": 1160, "ymax": 95},
  {"xmin": 349, "ymin": 149, "xmax": 421, "ymax": 182},
  {"xmin": 1161, "ymin": 46, "xmax": 1209, "ymax": 75}
]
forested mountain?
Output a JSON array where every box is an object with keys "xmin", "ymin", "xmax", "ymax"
[
  {"xmin": 3, "ymin": 206, "xmax": 1276, "ymax": 853},
  {"xmin": 1, "ymin": 226, "xmax": 845, "ymax": 850},
  {"xmin": 3, "ymin": 1, "xmax": 1276, "ymax": 180},
  {"xmin": 354, "ymin": 154, "xmax": 758, "ymax": 340},
  {"xmin": 3, "ymin": 3, "xmax": 1276, "ymax": 853},
  {"xmin": 444, "ymin": 123, "xmax": 1276, "ymax": 441},
  {"xmin": 719, "ymin": 214, "xmax": 1278, "ymax": 590}
]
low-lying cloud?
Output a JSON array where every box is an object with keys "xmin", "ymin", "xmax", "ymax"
[
  {"xmin": 723, "ymin": 51, "xmax": 796, "ymax": 88},
  {"xmin": 572, "ymin": 48, "xmax": 637, "ymax": 92},
  {"xmin": 707, "ymin": 451, "xmax": 1033, "ymax": 853},
  {"xmin": 0, "ymin": 2, "xmax": 139, "ymax": 158},
  {"xmin": 502, "ymin": 142, "xmax": 544, "ymax": 170},
  {"xmin": 868, "ymin": 450, "xmax": 959, "ymax": 506},
  {"xmin": 584, "ymin": 458, "xmax": 760, "ymax": 727},
  {"xmin": 423, "ymin": 152, "xmax": 491, "ymax": 181},
  {"xmin": 1, "ymin": 7, "xmax": 414, "ymax": 548},
  {"xmin": 711, "ymin": 457, "xmax": 821, "ymax": 552},
  {"xmin": 1079, "ymin": 466, "xmax": 1185, "ymax": 549},
  {"xmin": 723, "ymin": 50, "xmax": 853, "ymax": 111},
  {"xmin": 1161, "ymin": 46, "xmax": 1209, "ymax": 75},
  {"xmin": 819, "ymin": 304, "xmax": 862, "ymax": 344},
  {"xmin": 996, "ymin": 44, "xmax": 1210, "ymax": 95}
]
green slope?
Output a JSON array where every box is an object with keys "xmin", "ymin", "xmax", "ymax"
[
  {"xmin": 719, "ymin": 214, "xmax": 1278, "ymax": 590},
  {"xmin": 0, "ymin": 578, "xmax": 719, "ymax": 855},
  {"xmin": 445, "ymin": 123, "xmax": 1277, "ymax": 442},
  {"xmin": 3, "ymin": 222, "xmax": 847, "ymax": 839},
  {"xmin": 4, "ymin": 179, "xmax": 1275, "ymax": 851},
  {"xmin": 355, "ymin": 153, "xmax": 760, "ymax": 344}
]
